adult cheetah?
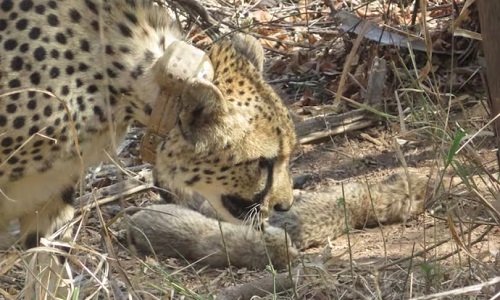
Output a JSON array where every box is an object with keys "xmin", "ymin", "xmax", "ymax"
[{"xmin": 0, "ymin": 0, "xmax": 296, "ymax": 255}]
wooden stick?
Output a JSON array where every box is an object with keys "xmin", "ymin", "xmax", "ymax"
[{"xmin": 74, "ymin": 170, "xmax": 155, "ymax": 211}]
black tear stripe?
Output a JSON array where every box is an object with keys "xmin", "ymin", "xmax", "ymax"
[{"xmin": 221, "ymin": 157, "xmax": 275, "ymax": 220}]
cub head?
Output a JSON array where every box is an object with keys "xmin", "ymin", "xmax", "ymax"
[{"xmin": 154, "ymin": 34, "xmax": 296, "ymax": 225}]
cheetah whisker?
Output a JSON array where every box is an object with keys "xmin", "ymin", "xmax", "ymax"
[{"xmin": 242, "ymin": 204, "xmax": 263, "ymax": 229}]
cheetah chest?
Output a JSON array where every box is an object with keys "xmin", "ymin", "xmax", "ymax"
[{"xmin": 0, "ymin": 126, "xmax": 127, "ymax": 227}]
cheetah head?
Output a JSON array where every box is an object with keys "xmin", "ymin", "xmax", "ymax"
[{"xmin": 154, "ymin": 34, "xmax": 296, "ymax": 225}]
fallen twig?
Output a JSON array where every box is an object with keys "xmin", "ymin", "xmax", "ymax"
[
  {"xmin": 294, "ymin": 108, "xmax": 378, "ymax": 144},
  {"xmin": 75, "ymin": 170, "xmax": 155, "ymax": 212},
  {"xmin": 410, "ymin": 276, "xmax": 500, "ymax": 300},
  {"xmin": 162, "ymin": 0, "xmax": 220, "ymax": 40}
]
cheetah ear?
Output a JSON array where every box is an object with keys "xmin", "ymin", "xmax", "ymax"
[
  {"xmin": 179, "ymin": 77, "xmax": 233, "ymax": 149},
  {"xmin": 230, "ymin": 33, "xmax": 265, "ymax": 73}
]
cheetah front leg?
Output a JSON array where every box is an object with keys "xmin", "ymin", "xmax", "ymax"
[
  {"xmin": 19, "ymin": 186, "xmax": 75, "ymax": 249},
  {"xmin": 20, "ymin": 186, "xmax": 76, "ymax": 299}
]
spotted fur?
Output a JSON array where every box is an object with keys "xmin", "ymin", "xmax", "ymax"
[{"xmin": 0, "ymin": 0, "xmax": 296, "ymax": 250}]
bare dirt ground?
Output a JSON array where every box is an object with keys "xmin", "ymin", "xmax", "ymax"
[{"xmin": 1, "ymin": 0, "xmax": 499, "ymax": 299}]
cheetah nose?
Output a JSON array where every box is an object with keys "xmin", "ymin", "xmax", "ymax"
[{"xmin": 273, "ymin": 202, "xmax": 292, "ymax": 212}]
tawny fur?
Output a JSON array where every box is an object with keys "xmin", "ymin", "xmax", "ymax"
[
  {"xmin": 126, "ymin": 204, "xmax": 298, "ymax": 270},
  {"xmin": 177, "ymin": 172, "xmax": 430, "ymax": 250},
  {"xmin": 268, "ymin": 172, "xmax": 429, "ymax": 249},
  {"xmin": 0, "ymin": 0, "xmax": 296, "ymax": 250},
  {"xmin": 0, "ymin": 2, "xmax": 296, "ymax": 295}
]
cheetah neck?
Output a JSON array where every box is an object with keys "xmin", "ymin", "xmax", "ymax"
[
  {"xmin": 91, "ymin": 1, "xmax": 183, "ymax": 127},
  {"xmin": 106, "ymin": 35, "xmax": 182, "ymax": 127}
]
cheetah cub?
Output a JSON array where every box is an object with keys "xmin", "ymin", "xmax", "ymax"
[
  {"xmin": 126, "ymin": 204, "xmax": 299, "ymax": 269},
  {"xmin": 194, "ymin": 171, "xmax": 430, "ymax": 249},
  {"xmin": 128, "ymin": 171, "xmax": 429, "ymax": 268},
  {"xmin": 268, "ymin": 172, "xmax": 429, "ymax": 249}
]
